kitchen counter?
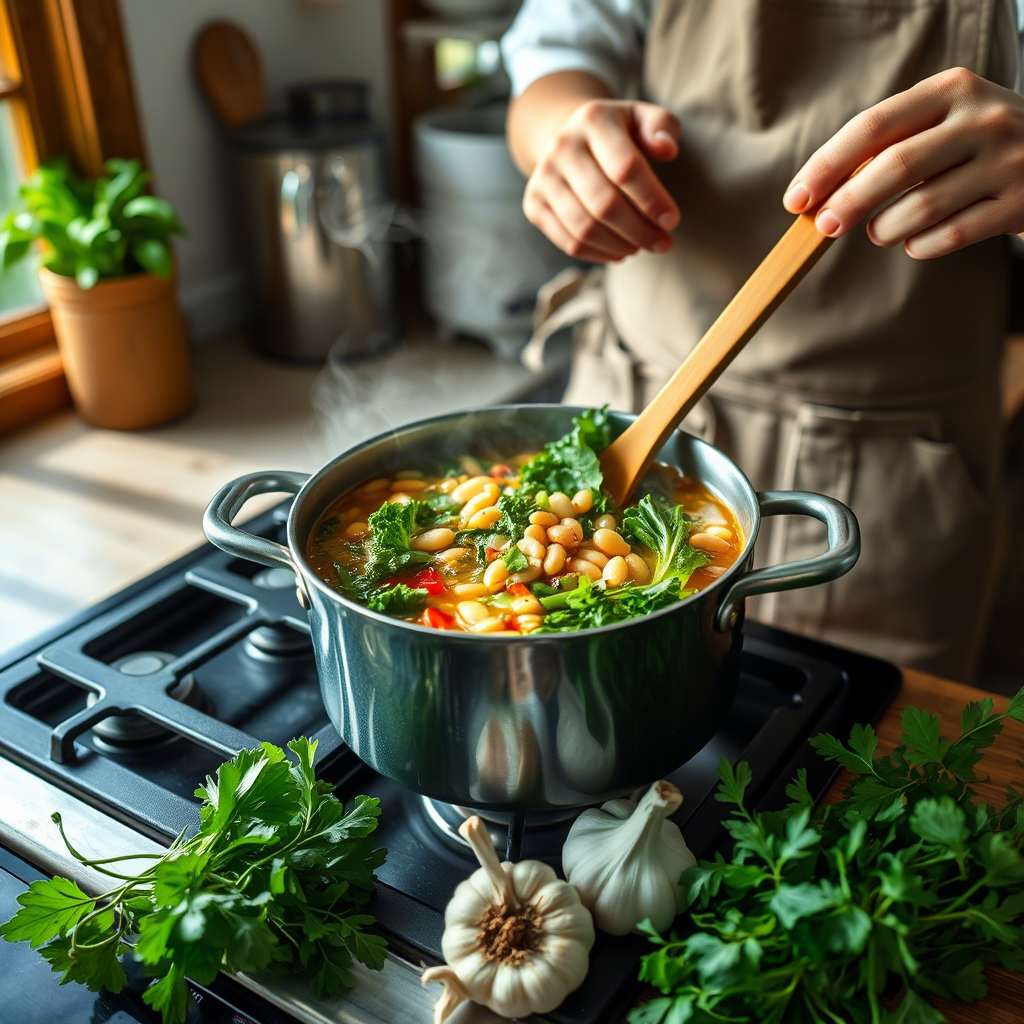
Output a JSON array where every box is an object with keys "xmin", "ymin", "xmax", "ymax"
[{"xmin": 0, "ymin": 331, "xmax": 567, "ymax": 653}]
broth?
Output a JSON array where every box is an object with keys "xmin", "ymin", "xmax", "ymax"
[{"xmin": 306, "ymin": 447, "xmax": 743, "ymax": 635}]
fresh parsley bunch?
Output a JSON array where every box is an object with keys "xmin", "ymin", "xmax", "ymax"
[
  {"xmin": 634, "ymin": 687, "xmax": 1024, "ymax": 1024},
  {"xmin": 0, "ymin": 738, "xmax": 388, "ymax": 1024}
]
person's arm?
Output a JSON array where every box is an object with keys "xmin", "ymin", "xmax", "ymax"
[
  {"xmin": 508, "ymin": 71, "xmax": 681, "ymax": 262},
  {"xmin": 782, "ymin": 67, "xmax": 1024, "ymax": 259}
]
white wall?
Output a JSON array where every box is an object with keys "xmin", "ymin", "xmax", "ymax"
[{"xmin": 118, "ymin": 0, "xmax": 392, "ymax": 341}]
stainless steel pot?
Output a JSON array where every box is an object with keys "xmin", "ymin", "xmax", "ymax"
[{"xmin": 203, "ymin": 406, "xmax": 859, "ymax": 812}]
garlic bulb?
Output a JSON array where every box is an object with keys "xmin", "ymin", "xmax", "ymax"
[
  {"xmin": 422, "ymin": 815, "xmax": 595, "ymax": 1023},
  {"xmin": 562, "ymin": 780, "xmax": 695, "ymax": 935}
]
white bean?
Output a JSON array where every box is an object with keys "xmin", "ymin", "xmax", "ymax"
[
  {"xmin": 388, "ymin": 492, "xmax": 413, "ymax": 505},
  {"xmin": 560, "ymin": 517, "xmax": 585, "ymax": 544},
  {"xmin": 391, "ymin": 478, "xmax": 427, "ymax": 492},
  {"xmin": 452, "ymin": 583, "xmax": 490, "ymax": 598},
  {"xmin": 570, "ymin": 489, "xmax": 594, "ymax": 515},
  {"xmin": 690, "ymin": 532, "xmax": 731, "ymax": 553},
  {"xmin": 509, "ymin": 564, "xmax": 542, "ymax": 584},
  {"xmin": 469, "ymin": 616, "xmax": 507, "ymax": 633},
  {"xmin": 625, "ymin": 553, "xmax": 651, "ymax": 584},
  {"xmin": 344, "ymin": 521, "xmax": 369, "ymax": 540},
  {"xmin": 468, "ymin": 506, "xmax": 502, "ymax": 530},
  {"xmin": 570, "ymin": 558, "xmax": 602, "ymax": 581},
  {"xmin": 594, "ymin": 513, "xmax": 617, "ymax": 531},
  {"xmin": 483, "ymin": 560, "xmax": 510, "ymax": 589},
  {"xmin": 439, "ymin": 478, "xmax": 459, "ymax": 494},
  {"xmin": 410, "ymin": 528, "xmax": 456, "ymax": 552},
  {"xmin": 437, "ymin": 546, "xmax": 471, "ymax": 564},
  {"xmin": 511, "ymin": 594, "xmax": 543, "ymax": 616},
  {"xmin": 705, "ymin": 525, "xmax": 734, "ymax": 543},
  {"xmin": 524, "ymin": 524, "xmax": 548, "ymax": 544},
  {"xmin": 546, "ymin": 524, "xmax": 578, "ymax": 549},
  {"xmin": 543, "ymin": 543, "xmax": 566, "ymax": 576},
  {"xmin": 548, "ymin": 492, "xmax": 574, "ymax": 519},
  {"xmin": 529, "ymin": 510, "xmax": 559, "ymax": 528},
  {"xmin": 517, "ymin": 614, "xmax": 544, "ymax": 633},
  {"xmin": 577, "ymin": 548, "xmax": 609, "ymax": 569},
  {"xmin": 593, "ymin": 528, "xmax": 630, "ymax": 557},
  {"xmin": 451, "ymin": 475, "xmax": 492, "ymax": 504},
  {"xmin": 602, "ymin": 556, "xmax": 629, "ymax": 588},
  {"xmin": 356, "ymin": 477, "xmax": 390, "ymax": 497},
  {"xmin": 517, "ymin": 536, "xmax": 546, "ymax": 561},
  {"xmin": 461, "ymin": 484, "xmax": 501, "ymax": 520},
  {"xmin": 456, "ymin": 601, "xmax": 491, "ymax": 625}
]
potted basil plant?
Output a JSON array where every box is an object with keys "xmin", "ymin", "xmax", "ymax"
[{"xmin": 0, "ymin": 157, "xmax": 193, "ymax": 430}]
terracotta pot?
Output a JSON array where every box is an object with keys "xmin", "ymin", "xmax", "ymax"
[{"xmin": 39, "ymin": 267, "xmax": 194, "ymax": 430}]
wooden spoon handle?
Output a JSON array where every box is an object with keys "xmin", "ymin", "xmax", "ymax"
[{"xmin": 600, "ymin": 162, "xmax": 873, "ymax": 507}]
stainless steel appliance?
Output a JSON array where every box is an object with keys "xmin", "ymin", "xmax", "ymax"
[
  {"xmin": 0, "ymin": 491, "xmax": 900, "ymax": 1023},
  {"xmin": 203, "ymin": 406, "xmax": 859, "ymax": 813},
  {"xmin": 231, "ymin": 112, "xmax": 397, "ymax": 362}
]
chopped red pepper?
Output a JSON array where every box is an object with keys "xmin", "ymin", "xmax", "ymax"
[
  {"xmin": 506, "ymin": 582, "xmax": 530, "ymax": 597},
  {"xmin": 485, "ymin": 547, "xmax": 501, "ymax": 563},
  {"xmin": 507, "ymin": 615, "xmax": 522, "ymax": 632},
  {"xmin": 420, "ymin": 607, "xmax": 455, "ymax": 630},
  {"xmin": 386, "ymin": 567, "xmax": 446, "ymax": 594},
  {"xmin": 489, "ymin": 463, "xmax": 513, "ymax": 479}
]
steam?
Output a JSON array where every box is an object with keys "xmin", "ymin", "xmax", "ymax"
[{"xmin": 309, "ymin": 338, "xmax": 450, "ymax": 457}]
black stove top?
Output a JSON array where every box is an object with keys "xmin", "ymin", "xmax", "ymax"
[{"xmin": 0, "ymin": 501, "xmax": 901, "ymax": 1024}]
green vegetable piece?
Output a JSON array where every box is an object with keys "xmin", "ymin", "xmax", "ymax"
[
  {"xmin": 620, "ymin": 494, "xmax": 708, "ymax": 588},
  {"xmin": 630, "ymin": 683, "xmax": 1024, "ymax": 1024},
  {"xmin": 519, "ymin": 407, "xmax": 612, "ymax": 512},
  {"xmin": 360, "ymin": 500, "xmax": 435, "ymax": 586},
  {"xmin": 503, "ymin": 546, "xmax": 529, "ymax": 573},
  {"xmin": 367, "ymin": 584, "xmax": 428, "ymax": 616},
  {"xmin": 0, "ymin": 737, "xmax": 389, "ymax": 1024}
]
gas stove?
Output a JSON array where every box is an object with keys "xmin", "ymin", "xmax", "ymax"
[{"xmin": 0, "ymin": 501, "xmax": 901, "ymax": 1024}]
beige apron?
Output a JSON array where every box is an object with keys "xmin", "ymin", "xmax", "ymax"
[{"xmin": 526, "ymin": 0, "xmax": 1013, "ymax": 682}]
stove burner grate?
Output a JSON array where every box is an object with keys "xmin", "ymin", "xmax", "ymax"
[{"xmin": 85, "ymin": 651, "xmax": 205, "ymax": 752}]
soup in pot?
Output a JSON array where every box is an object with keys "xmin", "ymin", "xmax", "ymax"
[{"xmin": 306, "ymin": 409, "xmax": 743, "ymax": 634}]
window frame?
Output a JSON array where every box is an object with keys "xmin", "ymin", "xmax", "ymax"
[{"xmin": 0, "ymin": 0, "xmax": 147, "ymax": 434}]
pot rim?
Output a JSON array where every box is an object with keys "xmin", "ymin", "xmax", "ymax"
[{"xmin": 286, "ymin": 404, "xmax": 761, "ymax": 641}]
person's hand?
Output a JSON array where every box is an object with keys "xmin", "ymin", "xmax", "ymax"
[
  {"xmin": 522, "ymin": 100, "xmax": 681, "ymax": 262},
  {"xmin": 783, "ymin": 67, "xmax": 1024, "ymax": 259}
]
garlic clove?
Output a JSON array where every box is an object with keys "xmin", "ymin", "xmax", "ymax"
[{"xmin": 420, "ymin": 966, "xmax": 470, "ymax": 1024}]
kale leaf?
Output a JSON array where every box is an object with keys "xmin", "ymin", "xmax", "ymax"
[
  {"xmin": 361, "ymin": 500, "xmax": 435, "ymax": 585},
  {"xmin": 495, "ymin": 491, "xmax": 537, "ymax": 539},
  {"xmin": 621, "ymin": 494, "xmax": 708, "ymax": 587},
  {"xmin": 0, "ymin": 738, "xmax": 388, "ymax": 1024},
  {"xmin": 538, "ymin": 575, "xmax": 686, "ymax": 632},
  {"xmin": 633, "ymin": 685, "xmax": 1024, "ymax": 1024},
  {"xmin": 519, "ymin": 407, "xmax": 613, "ymax": 511},
  {"xmin": 366, "ymin": 583, "xmax": 428, "ymax": 616}
]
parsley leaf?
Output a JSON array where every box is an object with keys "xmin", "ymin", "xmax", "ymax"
[
  {"xmin": 1, "ymin": 737, "xmax": 388, "ymax": 1024},
  {"xmin": 633, "ymin": 684, "xmax": 1024, "ymax": 1024}
]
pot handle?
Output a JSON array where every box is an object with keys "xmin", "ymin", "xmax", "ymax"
[
  {"xmin": 203, "ymin": 470, "xmax": 310, "ymax": 573},
  {"xmin": 714, "ymin": 490, "xmax": 860, "ymax": 632}
]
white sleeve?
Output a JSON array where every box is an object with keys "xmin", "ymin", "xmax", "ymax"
[{"xmin": 500, "ymin": 0, "xmax": 653, "ymax": 98}]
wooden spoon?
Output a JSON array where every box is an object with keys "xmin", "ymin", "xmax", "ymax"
[
  {"xmin": 599, "ymin": 185, "xmax": 860, "ymax": 507},
  {"xmin": 193, "ymin": 21, "xmax": 266, "ymax": 130}
]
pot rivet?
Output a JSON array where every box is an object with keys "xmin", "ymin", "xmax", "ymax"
[{"xmin": 295, "ymin": 586, "xmax": 311, "ymax": 610}]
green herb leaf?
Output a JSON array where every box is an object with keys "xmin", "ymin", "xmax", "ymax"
[
  {"xmin": 1, "ymin": 739, "xmax": 388, "ymax": 1024},
  {"xmin": 519, "ymin": 407, "xmax": 612, "ymax": 511},
  {"xmin": 0, "ymin": 876, "xmax": 95, "ymax": 948},
  {"xmin": 503, "ymin": 546, "xmax": 529, "ymax": 573},
  {"xmin": 620, "ymin": 495, "xmax": 708, "ymax": 588},
  {"xmin": 367, "ymin": 583, "xmax": 428, "ymax": 616}
]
